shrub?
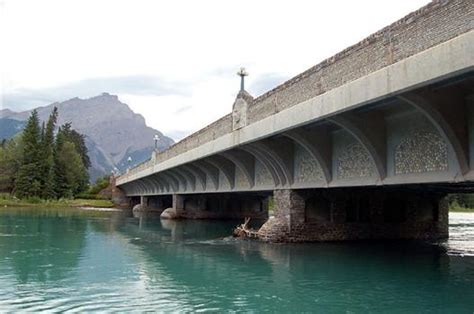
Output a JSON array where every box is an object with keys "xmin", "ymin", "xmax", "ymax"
[{"xmin": 25, "ymin": 196, "xmax": 42, "ymax": 204}]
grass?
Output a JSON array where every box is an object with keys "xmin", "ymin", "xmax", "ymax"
[
  {"xmin": 0, "ymin": 206, "xmax": 119, "ymax": 218},
  {"xmin": 449, "ymin": 204, "xmax": 474, "ymax": 212},
  {"xmin": 64, "ymin": 199, "xmax": 114, "ymax": 208},
  {"xmin": 0, "ymin": 193, "xmax": 114, "ymax": 208}
]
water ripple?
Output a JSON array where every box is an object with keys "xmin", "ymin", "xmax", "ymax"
[{"xmin": 0, "ymin": 210, "xmax": 472, "ymax": 312}]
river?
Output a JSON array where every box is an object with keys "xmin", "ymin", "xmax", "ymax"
[{"xmin": 0, "ymin": 208, "xmax": 473, "ymax": 312}]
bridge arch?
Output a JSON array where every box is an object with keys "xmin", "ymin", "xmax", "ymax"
[
  {"xmin": 167, "ymin": 169, "xmax": 188, "ymax": 192},
  {"xmin": 154, "ymin": 174, "xmax": 170, "ymax": 193},
  {"xmin": 205, "ymin": 155, "xmax": 235, "ymax": 190},
  {"xmin": 397, "ymin": 93, "xmax": 469, "ymax": 175},
  {"xmin": 328, "ymin": 115, "xmax": 386, "ymax": 180},
  {"xmin": 193, "ymin": 160, "xmax": 219, "ymax": 191},
  {"xmin": 149, "ymin": 175, "xmax": 165, "ymax": 193},
  {"xmin": 175, "ymin": 167, "xmax": 196, "ymax": 192},
  {"xmin": 135, "ymin": 179, "xmax": 148, "ymax": 195},
  {"xmin": 240, "ymin": 145, "xmax": 280, "ymax": 187},
  {"xmin": 141, "ymin": 177, "xmax": 158, "ymax": 194},
  {"xmin": 252, "ymin": 141, "xmax": 292, "ymax": 186},
  {"xmin": 182, "ymin": 164, "xmax": 206, "ymax": 191},
  {"xmin": 283, "ymin": 129, "xmax": 332, "ymax": 184},
  {"xmin": 220, "ymin": 150, "xmax": 255, "ymax": 188},
  {"xmin": 161, "ymin": 171, "xmax": 179, "ymax": 192}
]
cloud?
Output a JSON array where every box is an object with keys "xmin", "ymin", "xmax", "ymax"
[
  {"xmin": 2, "ymin": 75, "xmax": 192, "ymax": 112},
  {"xmin": 248, "ymin": 73, "xmax": 290, "ymax": 97},
  {"xmin": 174, "ymin": 104, "xmax": 193, "ymax": 115}
]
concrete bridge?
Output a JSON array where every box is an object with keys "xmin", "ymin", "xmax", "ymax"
[{"xmin": 115, "ymin": 0, "xmax": 474, "ymax": 242}]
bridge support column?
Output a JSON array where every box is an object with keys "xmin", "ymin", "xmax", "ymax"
[
  {"xmin": 131, "ymin": 195, "xmax": 149, "ymax": 215},
  {"xmin": 259, "ymin": 189, "xmax": 305, "ymax": 242},
  {"xmin": 172, "ymin": 194, "xmax": 185, "ymax": 215},
  {"xmin": 259, "ymin": 188, "xmax": 449, "ymax": 243},
  {"xmin": 140, "ymin": 196, "xmax": 149, "ymax": 210}
]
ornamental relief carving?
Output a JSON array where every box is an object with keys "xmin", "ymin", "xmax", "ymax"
[
  {"xmin": 337, "ymin": 143, "xmax": 376, "ymax": 179},
  {"xmin": 255, "ymin": 160, "xmax": 273, "ymax": 186},
  {"xmin": 294, "ymin": 145, "xmax": 324, "ymax": 183},
  {"xmin": 395, "ymin": 131, "xmax": 448, "ymax": 174}
]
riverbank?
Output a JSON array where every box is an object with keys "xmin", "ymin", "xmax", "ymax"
[
  {"xmin": 0, "ymin": 194, "xmax": 113, "ymax": 209},
  {"xmin": 449, "ymin": 205, "xmax": 474, "ymax": 213},
  {"xmin": 1, "ymin": 193, "xmax": 473, "ymax": 212}
]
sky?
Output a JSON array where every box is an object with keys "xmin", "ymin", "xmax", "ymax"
[{"xmin": 1, "ymin": 0, "xmax": 431, "ymax": 141}]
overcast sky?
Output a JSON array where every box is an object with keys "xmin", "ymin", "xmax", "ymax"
[{"xmin": 1, "ymin": 0, "xmax": 430, "ymax": 140}]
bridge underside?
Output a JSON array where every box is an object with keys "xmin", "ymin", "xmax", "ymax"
[{"xmin": 121, "ymin": 185, "xmax": 450, "ymax": 242}]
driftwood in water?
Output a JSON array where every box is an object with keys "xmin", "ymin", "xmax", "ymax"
[{"xmin": 233, "ymin": 217, "xmax": 259, "ymax": 239}]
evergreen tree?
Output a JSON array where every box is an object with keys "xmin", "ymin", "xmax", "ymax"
[
  {"xmin": 57, "ymin": 141, "xmax": 88, "ymax": 197},
  {"xmin": 54, "ymin": 124, "xmax": 89, "ymax": 198},
  {"xmin": 4, "ymin": 107, "xmax": 90, "ymax": 199},
  {"xmin": 0, "ymin": 137, "xmax": 23, "ymax": 193},
  {"xmin": 15, "ymin": 110, "xmax": 42, "ymax": 198},
  {"xmin": 53, "ymin": 127, "xmax": 68, "ymax": 198},
  {"xmin": 41, "ymin": 107, "xmax": 58, "ymax": 199},
  {"xmin": 58, "ymin": 123, "xmax": 91, "ymax": 169}
]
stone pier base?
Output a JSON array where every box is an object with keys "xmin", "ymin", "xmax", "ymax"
[
  {"xmin": 258, "ymin": 188, "xmax": 448, "ymax": 243},
  {"xmin": 108, "ymin": 176, "xmax": 133, "ymax": 209}
]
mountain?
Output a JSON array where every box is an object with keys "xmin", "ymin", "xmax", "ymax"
[
  {"xmin": 1, "ymin": 93, "xmax": 174, "ymax": 181},
  {"xmin": 0, "ymin": 118, "xmax": 26, "ymax": 140}
]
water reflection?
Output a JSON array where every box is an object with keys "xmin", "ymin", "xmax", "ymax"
[
  {"xmin": 116, "ymin": 214, "xmax": 474, "ymax": 312},
  {"xmin": 0, "ymin": 208, "xmax": 472, "ymax": 312},
  {"xmin": 0, "ymin": 208, "xmax": 89, "ymax": 283}
]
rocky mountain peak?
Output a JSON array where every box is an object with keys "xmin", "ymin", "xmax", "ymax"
[{"xmin": 1, "ymin": 94, "xmax": 174, "ymax": 181}]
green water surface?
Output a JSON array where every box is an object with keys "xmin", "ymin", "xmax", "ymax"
[{"xmin": 0, "ymin": 207, "xmax": 473, "ymax": 312}]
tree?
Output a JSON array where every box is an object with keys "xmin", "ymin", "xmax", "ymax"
[
  {"xmin": 53, "ymin": 128, "xmax": 68, "ymax": 198},
  {"xmin": 57, "ymin": 123, "xmax": 90, "ymax": 169},
  {"xmin": 88, "ymin": 175, "xmax": 110, "ymax": 195},
  {"xmin": 41, "ymin": 107, "xmax": 58, "ymax": 199},
  {"xmin": 0, "ymin": 137, "xmax": 23, "ymax": 193},
  {"xmin": 57, "ymin": 141, "xmax": 88, "ymax": 197},
  {"xmin": 15, "ymin": 110, "xmax": 42, "ymax": 198},
  {"xmin": 54, "ymin": 124, "xmax": 89, "ymax": 198},
  {"xmin": 5, "ymin": 108, "xmax": 90, "ymax": 199}
]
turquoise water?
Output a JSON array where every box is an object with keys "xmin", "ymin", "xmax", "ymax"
[{"xmin": 0, "ymin": 208, "xmax": 473, "ymax": 313}]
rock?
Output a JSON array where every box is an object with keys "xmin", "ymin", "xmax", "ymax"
[
  {"xmin": 160, "ymin": 207, "xmax": 178, "ymax": 219},
  {"xmin": 132, "ymin": 204, "xmax": 143, "ymax": 212}
]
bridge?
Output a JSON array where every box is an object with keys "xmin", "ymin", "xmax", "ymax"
[{"xmin": 115, "ymin": 0, "xmax": 474, "ymax": 242}]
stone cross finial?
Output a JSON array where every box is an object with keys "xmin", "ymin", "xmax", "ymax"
[{"xmin": 237, "ymin": 67, "xmax": 248, "ymax": 91}]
